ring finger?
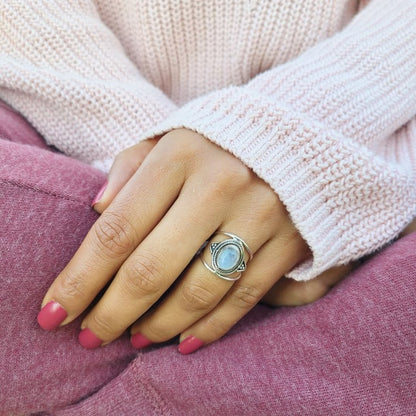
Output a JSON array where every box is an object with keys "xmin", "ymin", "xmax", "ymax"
[
  {"xmin": 176, "ymin": 231, "xmax": 308, "ymax": 353},
  {"xmin": 129, "ymin": 220, "xmax": 282, "ymax": 349}
]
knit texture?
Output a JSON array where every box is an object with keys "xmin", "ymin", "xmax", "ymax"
[
  {"xmin": 1, "ymin": 0, "xmax": 415, "ymax": 280},
  {"xmin": 1, "ymin": 112, "xmax": 415, "ymax": 414},
  {"xmin": 1, "ymin": 54, "xmax": 416, "ymax": 416}
]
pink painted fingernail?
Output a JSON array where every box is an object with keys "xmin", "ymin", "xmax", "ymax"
[
  {"xmin": 178, "ymin": 336, "xmax": 204, "ymax": 355},
  {"xmin": 91, "ymin": 181, "xmax": 108, "ymax": 207},
  {"xmin": 78, "ymin": 328, "xmax": 103, "ymax": 349},
  {"xmin": 131, "ymin": 333, "xmax": 153, "ymax": 349},
  {"xmin": 37, "ymin": 301, "xmax": 68, "ymax": 330}
]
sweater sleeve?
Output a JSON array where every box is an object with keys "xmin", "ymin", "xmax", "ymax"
[
  {"xmin": 0, "ymin": 0, "xmax": 177, "ymax": 171},
  {"xmin": 138, "ymin": 0, "xmax": 416, "ymax": 281}
]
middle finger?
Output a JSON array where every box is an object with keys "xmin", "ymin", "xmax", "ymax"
[{"xmin": 78, "ymin": 180, "xmax": 227, "ymax": 347}]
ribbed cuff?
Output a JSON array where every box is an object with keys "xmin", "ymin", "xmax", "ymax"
[{"xmin": 139, "ymin": 87, "xmax": 416, "ymax": 280}]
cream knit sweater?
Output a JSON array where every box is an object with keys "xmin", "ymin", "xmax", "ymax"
[{"xmin": 0, "ymin": 0, "xmax": 415, "ymax": 281}]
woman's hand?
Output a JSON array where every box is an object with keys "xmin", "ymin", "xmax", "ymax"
[
  {"xmin": 38, "ymin": 127, "xmax": 416, "ymax": 352},
  {"xmin": 36, "ymin": 129, "xmax": 317, "ymax": 353},
  {"xmin": 94, "ymin": 134, "xmax": 359, "ymax": 310},
  {"xmin": 37, "ymin": 127, "xmax": 416, "ymax": 353},
  {"xmin": 95, "ymin": 135, "xmax": 352, "ymax": 310}
]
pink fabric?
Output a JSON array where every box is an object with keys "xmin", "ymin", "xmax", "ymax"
[
  {"xmin": 0, "ymin": 101, "xmax": 48, "ymax": 149},
  {"xmin": 0, "ymin": 107, "xmax": 135, "ymax": 413},
  {"xmin": 2, "ymin": 1, "xmax": 416, "ymax": 282},
  {"xmin": 1, "ymin": 105, "xmax": 415, "ymax": 414}
]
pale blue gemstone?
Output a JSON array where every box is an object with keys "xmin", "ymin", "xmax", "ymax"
[{"xmin": 217, "ymin": 244, "xmax": 240, "ymax": 272}]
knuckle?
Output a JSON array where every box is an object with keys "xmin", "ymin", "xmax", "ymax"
[
  {"xmin": 181, "ymin": 281, "xmax": 218, "ymax": 312},
  {"xmin": 202, "ymin": 315, "xmax": 231, "ymax": 339},
  {"xmin": 257, "ymin": 190, "xmax": 280, "ymax": 222},
  {"xmin": 143, "ymin": 325, "xmax": 172, "ymax": 343},
  {"xmin": 282, "ymin": 229, "xmax": 301, "ymax": 249},
  {"xmin": 285, "ymin": 281, "xmax": 328, "ymax": 306},
  {"xmin": 90, "ymin": 311, "xmax": 119, "ymax": 339},
  {"xmin": 276, "ymin": 225, "xmax": 307, "ymax": 254},
  {"xmin": 239, "ymin": 194, "xmax": 281, "ymax": 235},
  {"xmin": 93, "ymin": 212, "xmax": 137, "ymax": 258},
  {"xmin": 231, "ymin": 284, "xmax": 263, "ymax": 310},
  {"xmin": 58, "ymin": 270, "xmax": 87, "ymax": 300},
  {"xmin": 207, "ymin": 161, "xmax": 252, "ymax": 197},
  {"xmin": 121, "ymin": 252, "xmax": 163, "ymax": 298},
  {"xmin": 162, "ymin": 129, "xmax": 199, "ymax": 160},
  {"xmin": 298, "ymin": 282, "xmax": 328, "ymax": 304}
]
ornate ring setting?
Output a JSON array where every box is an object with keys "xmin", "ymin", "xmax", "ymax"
[{"xmin": 200, "ymin": 232, "xmax": 253, "ymax": 281}]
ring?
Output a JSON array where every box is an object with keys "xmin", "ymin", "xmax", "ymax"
[{"xmin": 200, "ymin": 232, "xmax": 253, "ymax": 281}]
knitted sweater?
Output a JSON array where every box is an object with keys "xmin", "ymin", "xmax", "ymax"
[{"xmin": 0, "ymin": 0, "xmax": 415, "ymax": 281}]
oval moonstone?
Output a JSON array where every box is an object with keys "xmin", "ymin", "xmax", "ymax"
[{"xmin": 217, "ymin": 243, "xmax": 240, "ymax": 272}]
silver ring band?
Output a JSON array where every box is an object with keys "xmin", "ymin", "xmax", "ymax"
[{"xmin": 200, "ymin": 232, "xmax": 253, "ymax": 281}]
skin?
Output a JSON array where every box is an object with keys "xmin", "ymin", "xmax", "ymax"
[{"xmin": 40, "ymin": 128, "xmax": 416, "ymax": 349}]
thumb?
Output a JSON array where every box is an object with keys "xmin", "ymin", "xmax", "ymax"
[{"xmin": 91, "ymin": 138, "xmax": 158, "ymax": 213}]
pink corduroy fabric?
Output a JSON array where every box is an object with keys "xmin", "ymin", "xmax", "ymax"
[{"xmin": 0, "ymin": 101, "xmax": 415, "ymax": 415}]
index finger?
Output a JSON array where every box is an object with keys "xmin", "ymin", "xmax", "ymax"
[{"xmin": 37, "ymin": 149, "xmax": 185, "ymax": 330}]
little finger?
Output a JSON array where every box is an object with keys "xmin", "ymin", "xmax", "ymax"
[{"xmin": 262, "ymin": 264, "xmax": 354, "ymax": 307}]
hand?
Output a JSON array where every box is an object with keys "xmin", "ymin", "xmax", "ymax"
[
  {"xmin": 37, "ymin": 128, "xmax": 312, "ymax": 352},
  {"xmin": 94, "ymin": 136, "xmax": 356, "ymax": 310}
]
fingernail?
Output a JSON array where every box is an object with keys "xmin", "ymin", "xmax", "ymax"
[
  {"xmin": 78, "ymin": 328, "xmax": 103, "ymax": 349},
  {"xmin": 131, "ymin": 333, "xmax": 153, "ymax": 349},
  {"xmin": 178, "ymin": 336, "xmax": 204, "ymax": 355},
  {"xmin": 37, "ymin": 301, "xmax": 68, "ymax": 330},
  {"xmin": 91, "ymin": 181, "xmax": 108, "ymax": 207}
]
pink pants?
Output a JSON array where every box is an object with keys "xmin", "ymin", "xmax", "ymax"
[{"xmin": 1, "ymin": 102, "xmax": 415, "ymax": 415}]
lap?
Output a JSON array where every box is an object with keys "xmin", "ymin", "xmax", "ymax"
[
  {"xmin": 0, "ymin": 107, "xmax": 135, "ymax": 415},
  {"xmin": 1, "ymin": 103, "xmax": 415, "ymax": 415},
  {"xmin": 57, "ymin": 232, "xmax": 416, "ymax": 416}
]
